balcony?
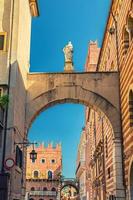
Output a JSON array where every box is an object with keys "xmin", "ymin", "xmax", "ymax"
[{"xmin": 30, "ymin": 190, "xmax": 57, "ymax": 196}]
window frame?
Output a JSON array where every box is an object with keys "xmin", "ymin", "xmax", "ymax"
[
  {"xmin": 41, "ymin": 158, "xmax": 45, "ymax": 164},
  {"xmin": 48, "ymin": 170, "xmax": 53, "ymax": 179},
  {"xmin": 51, "ymin": 159, "xmax": 56, "ymax": 164},
  {"xmin": 0, "ymin": 32, "xmax": 7, "ymax": 52},
  {"xmin": 33, "ymin": 170, "xmax": 39, "ymax": 178}
]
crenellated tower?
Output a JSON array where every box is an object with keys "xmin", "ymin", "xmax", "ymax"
[{"xmin": 26, "ymin": 142, "xmax": 62, "ymax": 200}]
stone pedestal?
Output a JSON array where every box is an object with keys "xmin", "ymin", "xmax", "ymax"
[{"xmin": 64, "ymin": 61, "xmax": 74, "ymax": 72}]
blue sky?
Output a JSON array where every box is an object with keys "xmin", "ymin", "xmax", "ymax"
[{"xmin": 29, "ymin": 0, "xmax": 111, "ymax": 177}]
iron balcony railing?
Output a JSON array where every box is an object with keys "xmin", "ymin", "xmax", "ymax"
[{"xmin": 30, "ymin": 190, "xmax": 57, "ymax": 196}]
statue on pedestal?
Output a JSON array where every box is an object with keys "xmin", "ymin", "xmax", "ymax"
[{"xmin": 63, "ymin": 41, "xmax": 74, "ymax": 72}]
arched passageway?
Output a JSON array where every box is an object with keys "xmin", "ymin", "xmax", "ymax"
[
  {"xmin": 61, "ymin": 180, "xmax": 79, "ymax": 200},
  {"xmin": 25, "ymin": 71, "xmax": 125, "ymax": 198},
  {"xmin": 26, "ymin": 72, "xmax": 120, "ymax": 137}
]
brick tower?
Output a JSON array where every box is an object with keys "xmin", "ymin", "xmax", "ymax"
[{"xmin": 26, "ymin": 142, "xmax": 62, "ymax": 200}]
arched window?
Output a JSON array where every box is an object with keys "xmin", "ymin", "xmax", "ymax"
[
  {"xmin": 48, "ymin": 170, "xmax": 53, "ymax": 179},
  {"xmin": 127, "ymin": 16, "xmax": 133, "ymax": 41},
  {"xmin": 33, "ymin": 170, "xmax": 39, "ymax": 178},
  {"xmin": 122, "ymin": 27, "xmax": 130, "ymax": 55},
  {"xmin": 43, "ymin": 187, "xmax": 48, "ymax": 191},
  {"xmin": 129, "ymin": 90, "xmax": 133, "ymax": 127},
  {"xmin": 31, "ymin": 187, "xmax": 35, "ymax": 191},
  {"xmin": 51, "ymin": 187, "xmax": 56, "ymax": 191}
]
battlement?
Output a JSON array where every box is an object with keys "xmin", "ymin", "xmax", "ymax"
[{"xmin": 27, "ymin": 142, "xmax": 62, "ymax": 152}]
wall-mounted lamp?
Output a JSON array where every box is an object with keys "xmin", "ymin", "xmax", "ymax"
[
  {"xmin": 29, "ymin": 145, "xmax": 37, "ymax": 162},
  {"xmin": 14, "ymin": 141, "xmax": 37, "ymax": 162}
]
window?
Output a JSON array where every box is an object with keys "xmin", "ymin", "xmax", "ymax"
[
  {"xmin": 31, "ymin": 187, "xmax": 35, "ymax": 191},
  {"xmin": 0, "ymin": 32, "xmax": 7, "ymax": 51},
  {"xmin": 129, "ymin": 90, "xmax": 133, "ymax": 127},
  {"xmin": 108, "ymin": 167, "xmax": 111, "ymax": 179},
  {"xmin": 41, "ymin": 158, "xmax": 45, "ymax": 163},
  {"xmin": 34, "ymin": 170, "xmax": 39, "ymax": 178},
  {"xmin": 123, "ymin": 27, "xmax": 129, "ymax": 55},
  {"xmin": 48, "ymin": 170, "xmax": 53, "ymax": 179},
  {"xmin": 51, "ymin": 159, "xmax": 55, "ymax": 164},
  {"xmin": 127, "ymin": 16, "xmax": 133, "ymax": 41},
  {"xmin": 15, "ymin": 145, "xmax": 23, "ymax": 169},
  {"xmin": 43, "ymin": 187, "xmax": 47, "ymax": 191},
  {"xmin": 51, "ymin": 187, "xmax": 56, "ymax": 191}
]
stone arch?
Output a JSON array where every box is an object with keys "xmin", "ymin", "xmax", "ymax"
[
  {"xmin": 26, "ymin": 86, "xmax": 121, "ymax": 138},
  {"xmin": 61, "ymin": 184, "xmax": 79, "ymax": 193},
  {"xmin": 61, "ymin": 180, "xmax": 79, "ymax": 194},
  {"xmin": 25, "ymin": 72, "xmax": 125, "ymax": 198}
]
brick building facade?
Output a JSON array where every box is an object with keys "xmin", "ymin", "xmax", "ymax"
[
  {"xmin": 26, "ymin": 143, "xmax": 62, "ymax": 200},
  {"xmin": 80, "ymin": 41, "xmax": 116, "ymax": 200},
  {"xmin": 97, "ymin": 0, "xmax": 133, "ymax": 199},
  {"xmin": 76, "ymin": 129, "xmax": 87, "ymax": 200},
  {"xmin": 79, "ymin": 1, "xmax": 133, "ymax": 200}
]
